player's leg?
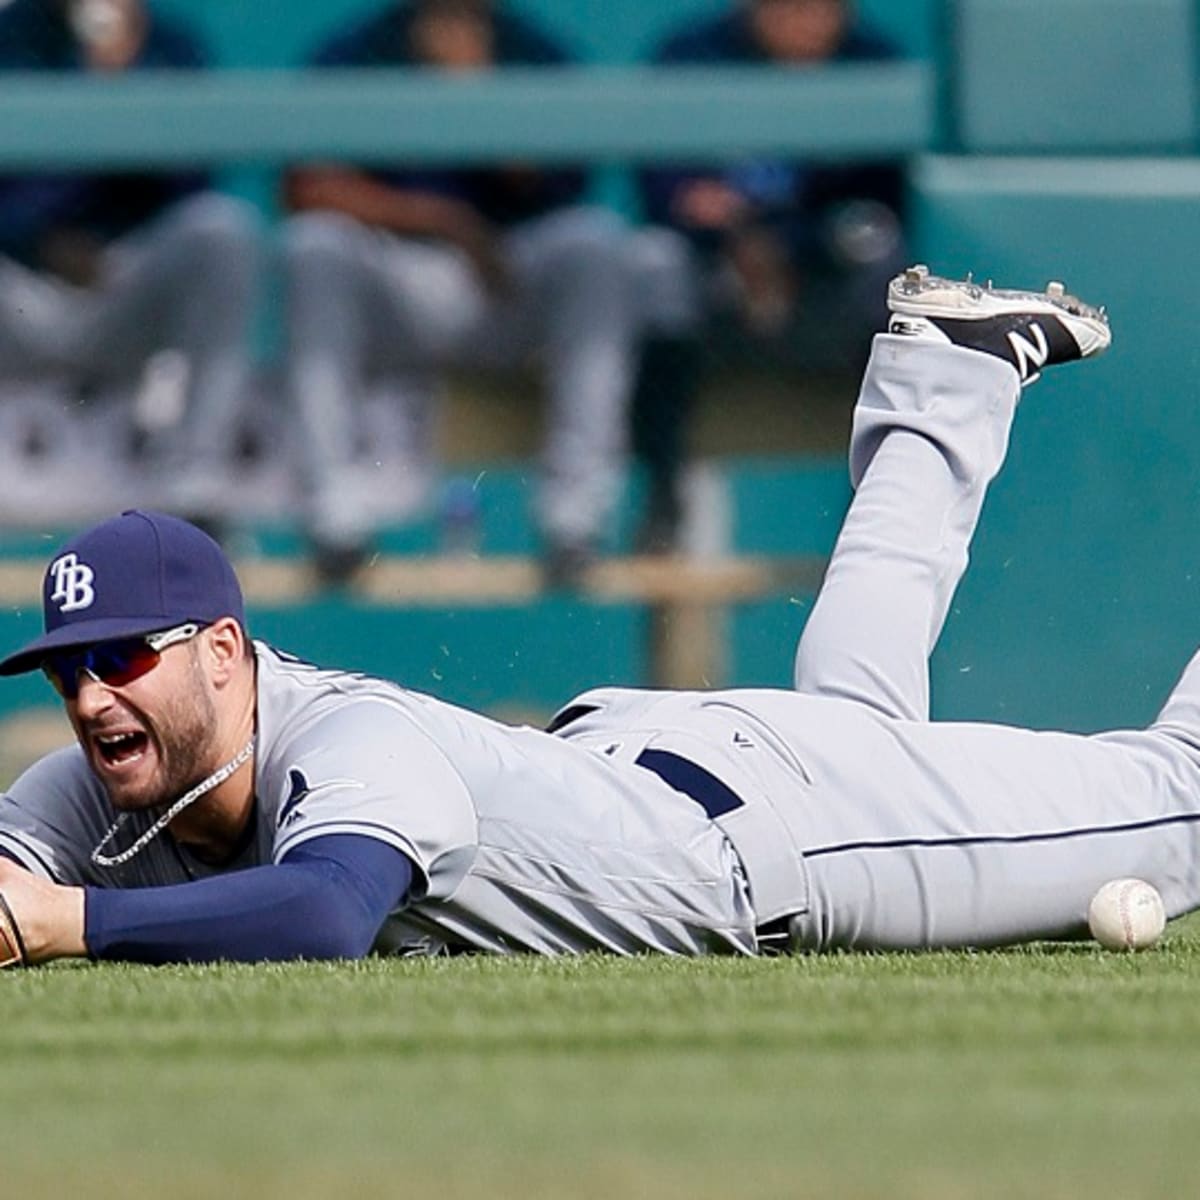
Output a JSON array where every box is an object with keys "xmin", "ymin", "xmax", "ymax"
[
  {"xmin": 1146, "ymin": 645, "xmax": 1200, "ymax": 738},
  {"xmin": 99, "ymin": 194, "xmax": 262, "ymax": 513},
  {"xmin": 793, "ymin": 268, "xmax": 1110, "ymax": 720},
  {"xmin": 778, "ymin": 703, "xmax": 1200, "ymax": 950},
  {"xmin": 497, "ymin": 207, "xmax": 638, "ymax": 582},
  {"xmin": 0, "ymin": 257, "xmax": 81, "ymax": 371},
  {"xmin": 283, "ymin": 212, "xmax": 476, "ymax": 573},
  {"xmin": 0, "ymin": 260, "xmax": 91, "ymax": 499},
  {"xmin": 280, "ymin": 211, "xmax": 380, "ymax": 572},
  {"xmin": 624, "ymin": 226, "xmax": 705, "ymax": 553},
  {"xmin": 793, "ymin": 337, "xmax": 1019, "ymax": 721},
  {"xmin": 149, "ymin": 196, "xmax": 260, "ymax": 478}
]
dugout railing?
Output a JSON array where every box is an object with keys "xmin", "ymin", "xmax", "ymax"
[{"xmin": 0, "ymin": 63, "xmax": 935, "ymax": 167}]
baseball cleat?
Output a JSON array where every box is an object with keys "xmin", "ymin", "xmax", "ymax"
[{"xmin": 886, "ymin": 264, "xmax": 1111, "ymax": 385}]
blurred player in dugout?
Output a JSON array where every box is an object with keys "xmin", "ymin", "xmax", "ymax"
[
  {"xmin": 282, "ymin": 0, "xmax": 670, "ymax": 587},
  {"xmin": 632, "ymin": 0, "xmax": 909, "ymax": 551},
  {"xmin": 0, "ymin": 0, "xmax": 262, "ymax": 527}
]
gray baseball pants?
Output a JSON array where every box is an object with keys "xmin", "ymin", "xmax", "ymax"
[
  {"xmin": 282, "ymin": 206, "xmax": 637, "ymax": 551},
  {"xmin": 0, "ymin": 192, "xmax": 260, "ymax": 492},
  {"xmin": 730, "ymin": 334, "xmax": 1200, "ymax": 949}
]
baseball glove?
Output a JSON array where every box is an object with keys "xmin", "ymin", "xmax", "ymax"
[{"xmin": 0, "ymin": 892, "xmax": 28, "ymax": 968}]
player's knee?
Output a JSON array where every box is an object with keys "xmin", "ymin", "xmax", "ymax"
[
  {"xmin": 279, "ymin": 212, "xmax": 366, "ymax": 273},
  {"xmin": 625, "ymin": 227, "xmax": 702, "ymax": 335},
  {"xmin": 174, "ymin": 193, "xmax": 263, "ymax": 260},
  {"xmin": 543, "ymin": 208, "xmax": 627, "ymax": 266},
  {"xmin": 552, "ymin": 229, "xmax": 635, "ymax": 312},
  {"xmin": 567, "ymin": 223, "xmax": 627, "ymax": 270}
]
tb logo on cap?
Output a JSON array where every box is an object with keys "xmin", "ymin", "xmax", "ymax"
[{"xmin": 48, "ymin": 553, "xmax": 96, "ymax": 613}]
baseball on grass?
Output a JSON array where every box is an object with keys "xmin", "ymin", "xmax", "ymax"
[{"xmin": 1087, "ymin": 878, "xmax": 1166, "ymax": 951}]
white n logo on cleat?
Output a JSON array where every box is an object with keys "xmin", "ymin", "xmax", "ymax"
[{"xmin": 1007, "ymin": 323, "xmax": 1049, "ymax": 381}]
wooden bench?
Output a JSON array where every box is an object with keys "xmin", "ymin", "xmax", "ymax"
[{"xmin": 0, "ymin": 552, "xmax": 825, "ymax": 690}]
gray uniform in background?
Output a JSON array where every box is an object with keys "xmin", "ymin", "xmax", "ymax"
[
  {"xmin": 282, "ymin": 204, "xmax": 637, "ymax": 561},
  {"xmin": 0, "ymin": 192, "xmax": 261, "ymax": 514},
  {"xmin": 3, "ymin": 334, "xmax": 1200, "ymax": 953}
]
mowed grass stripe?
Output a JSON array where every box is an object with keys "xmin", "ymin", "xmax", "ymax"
[
  {"xmin": 8, "ymin": 1046, "xmax": 1199, "ymax": 1196},
  {"xmin": 4, "ymin": 945, "xmax": 1200, "ymax": 1053}
]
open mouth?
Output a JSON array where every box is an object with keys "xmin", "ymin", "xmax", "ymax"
[{"xmin": 94, "ymin": 730, "xmax": 150, "ymax": 768}]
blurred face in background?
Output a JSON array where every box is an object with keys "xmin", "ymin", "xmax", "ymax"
[
  {"xmin": 48, "ymin": 0, "xmax": 146, "ymax": 69},
  {"xmin": 51, "ymin": 0, "xmax": 139, "ymax": 40},
  {"xmin": 749, "ymin": 0, "xmax": 848, "ymax": 63},
  {"xmin": 409, "ymin": 0, "xmax": 495, "ymax": 70}
]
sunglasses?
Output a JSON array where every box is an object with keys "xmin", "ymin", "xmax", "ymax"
[{"xmin": 42, "ymin": 622, "xmax": 203, "ymax": 700}]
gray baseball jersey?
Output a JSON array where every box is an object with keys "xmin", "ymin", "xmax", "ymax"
[
  {"xmin": 0, "ymin": 647, "xmax": 769, "ymax": 955},
  {"xmin": 3, "ymin": 335, "xmax": 1200, "ymax": 954}
]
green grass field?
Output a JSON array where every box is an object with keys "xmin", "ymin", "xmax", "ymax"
[{"xmin": 7, "ymin": 921, "xmax": 1200, "ymax": 1200}]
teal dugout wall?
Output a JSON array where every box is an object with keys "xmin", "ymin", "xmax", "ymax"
[
  {"xmin": 948, "ymin": 0, "xmax": 1197, "ymax": 153},
  {"xmin": 912, "ymin": 0, "xmax": 1200, "ymax": 732},
  {"xmin": 911, "ymin": 156, "xmax": 1200, "ymax": 733}
]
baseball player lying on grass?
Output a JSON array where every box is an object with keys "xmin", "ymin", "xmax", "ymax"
[{"xmin": 0, "ymin": 265, "xmax": 1187, "ymax": 967}]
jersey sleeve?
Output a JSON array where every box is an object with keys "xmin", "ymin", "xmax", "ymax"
[
  {"xmin": 266, "ymin": 700, "xmax": 478, "ymax": 902},
  {"xmin": 0, "ymin": 746, "xmax": 109, "ymax": 884},
  {"xmin": 85, "ymin": 834, "xmax": 414, "ymax": 964}
]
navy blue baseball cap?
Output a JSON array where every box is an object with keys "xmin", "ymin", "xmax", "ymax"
[{"xmin": 0, "ymin": 510, "xmax": 245, "ymax": 676}]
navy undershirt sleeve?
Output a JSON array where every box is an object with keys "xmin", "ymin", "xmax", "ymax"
[{"xmin": 84, "ymin": 834, "xmax": 414, "ymax": 964}]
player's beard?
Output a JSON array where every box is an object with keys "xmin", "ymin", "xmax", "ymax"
[{"xmin": 102, "ymin": 656, "xmax": 222, "ymax": 815}]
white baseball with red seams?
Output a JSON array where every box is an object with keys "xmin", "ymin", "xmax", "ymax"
[{"xmin": 1087, "ymin": 879, "xmax": 1167, "ymax": 951}]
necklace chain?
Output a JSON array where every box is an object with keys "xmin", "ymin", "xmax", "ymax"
[{"xmin": 90, "ymin": 735, "xmax": 257, "ymax": 869}]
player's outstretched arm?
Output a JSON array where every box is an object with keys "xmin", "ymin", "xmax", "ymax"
[{"xmin": 0, "ymin": 836, "xmax": 413, "ymax": 967}]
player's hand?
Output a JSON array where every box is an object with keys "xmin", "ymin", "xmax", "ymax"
[
  {"xmin": 0, "ymin": 859, "xmax": 86, "ymax": 966},
  {"xmin": 39, "ymin": 229, "xmax": 107, "ymax": 288},
  {"xmin": 726, "ymin": 225, "xmax": 797, "ymax": 335},
  {"xmin": 671, "ymin": 179, "xmax": 751, "ymax": 231}
]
